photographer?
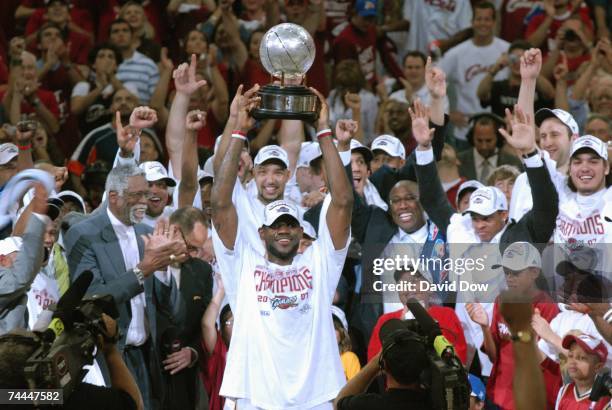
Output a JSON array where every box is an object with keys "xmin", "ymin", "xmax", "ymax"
[
  {"xmin": 0, "ymin": 314, "xmax": 143, "ymax": 410},
  {"xmin": 334, "ymin": 319, "xmax": 430, "ymax": 410}
]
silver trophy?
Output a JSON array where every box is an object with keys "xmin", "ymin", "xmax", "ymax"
[{"xmin": 252, "ymin": 23, "xmax": 319, "ymax": 122}]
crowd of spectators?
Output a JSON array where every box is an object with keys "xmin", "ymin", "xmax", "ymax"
[{"xmin": 0, "ymin": 0, "xmax": 611, "ymax": 410}]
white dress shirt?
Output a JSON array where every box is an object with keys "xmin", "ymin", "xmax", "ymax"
[
  {"xmin": 382, "ymin": 223, "xmax": 429, "ymax": 313},
  {"xmin": 107, "ymin": 208, "xmax": 149, "ymax": 347}
]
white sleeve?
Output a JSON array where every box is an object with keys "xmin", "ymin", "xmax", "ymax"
[
  {"xmin": 211, "ymin": 223, "xmax": 244, "ymax": 304},
  {"xmin": 313, "ymin": 195, "xmax": 350, "ymax": 298},
  {"xmin": 456, "ymin": 0, "xmax": 473, "ymax": 31},
  {"xmin": 439, "ymin": 51, "xmax": 456, "ymax": 83},
  {"xmin": 415, "ymin": 147, "xmax": 434, "ymax": 165},
  {"xmin": 71, "ymin": 81, "xmax": 91, "ymax": 98}
]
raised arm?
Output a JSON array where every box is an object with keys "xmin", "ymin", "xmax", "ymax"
[
  {"xmin": 425, "ymin": 57, "xmax": 447, "ymax": 127},
  {"xmin": 179, "ymin": 110, "xmax": 207, "ymax": 208},
  {"xmin": 211, "ymin": 89, "xmax": 259, "ymax": 249},
  {"xmin": 311, "ymin": 87, "xmax": 353, "ymax": 250},
  {"xmin": 517, "ymin": 48, "xmax": 542, "ymax": 126},
  {"xmin": 499, "ymin": 105, "xmax": 558, "ymax": 243},
  {"xmin": 412, "ymin": 99, "xmax": 455, "ymax": 234},
  {"xmin": 166, "ymin": 55, "xmax": 207, "ymax": 179},
  {"xmin": 201, "ymin": 273, "xmax": 225, "ymax": 355}
]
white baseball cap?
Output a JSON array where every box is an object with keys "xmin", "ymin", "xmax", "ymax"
[
  {"xmin": 456, "ymin": 180, "xmax": 484, "ymax": 207},
  {"xmin": 0, "ymin": 143, "xmax": 18, "ymax": 165},
  {"xmin": 493, "ymin": 242, "xmax": 542, "ymax": 271},
  {"xmin": 197, "ymin": 167, "xmax": 213, "ymax": 184},
  {"xmin": 262, "ymin": 200, "xmax": 300, "ymax": 227},
  {"xmin": 570, "ymin": 135, "xmax": 608, "ymax": 160},
  {"xmin": 297, "ymin": 142, "xmax": 322, "ymax": 169},
  {"xmin": 535, "ymin": 108, "xmax": 579, "ymax": 136},
  {"xmin": 57, "ymin": 190, "xmax": 86, "ymax": 214},
  {"xmin": 463, "ymin": 186, "xmax": 508, "ymax": 216},
  {"xmin": 139, "ymin": 161, "xmax": 177, "ymax": 187},
  {"xmin": 350, "ymin": 139, "xmax": 373, "ymax": 162},
  {"xmin": 302, "ymin": 220, "xmax": 317, "ymax": 240},
  {"xmin": 254, "ymin": 145, "xmax": 289, "ymax": 168},
  {"xmin": 371, "ymin": 135, "xmax": 406, "ymax": 160},
  {"xmin": 0, "ymin": 236, "xmax": 23, "ymax": 256}
]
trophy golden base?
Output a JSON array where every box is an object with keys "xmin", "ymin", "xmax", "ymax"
[{"xmin": 252, "ymin": 85, "xmax": 319, "ymax": 122}]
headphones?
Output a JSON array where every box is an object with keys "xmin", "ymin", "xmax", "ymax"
[
  {"xmin": 379, "ymin": 328, "xmax": 426, "ymax": 371},
  {"xmin": 466, "ymin": 113, "xmax": 506, "ymax": 149}
]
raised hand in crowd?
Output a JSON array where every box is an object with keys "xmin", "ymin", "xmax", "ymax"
[
  {"xmin": 116, "ymin": 111, "xmax": 140, "ymax": 159},
  {"xmin": 410, "ymin": 99, "xmax": 435, "ymax": 150},
  {"xmin": 499, "ymin": 105, "xmax": 537, "ymax": 156},
  {"xmin": 174, "ymin": 54, "xmax": 207, "ymax": 96},
  {"xmin": 130, "ymin": 106, "xmax": 158, "ymax": 129},
  {"xmin": 466, "ymin": 302, "xmax": 489, "ymax": 328},
  {"xmin": 336, "ymin": 119, "xmax": 358, "ymax": 151},
  {"xmin": 186, "ymin": 109, "xmax": 207, "ymax": 132},
  {"xmin": 138, "ymin": 218, "xmax": 188, "ymax": 277},
  {"xmin": 520, "ymin": 48, "xmax": 542, "ymax": 81}
]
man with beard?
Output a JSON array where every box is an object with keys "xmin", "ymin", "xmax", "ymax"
[
  {"xmin": 211, "ymin": 87, "xmax": 353, "ymax": 409},
  {"xmin": 139, "ymin": 161, "xmax": 176, "ymax": 229},
  {"xmin": 66, "ymin": 163, "xmax": 188, "ymax": 410}
]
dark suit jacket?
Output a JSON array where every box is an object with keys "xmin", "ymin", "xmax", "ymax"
[
  {"xmin": 65, "ymin": 210, "xmax": 186, "ymax": 401},
  {"xmin": 457, "ymin": 148, "xmax": 524, "ymax": 181},
  {"xmin": 158, "ymin": 258, "xmax": 213, "ymax": 410},
  {"xmin": 415, "ymin": 157, "xmax": 558, "ymax": 252}
]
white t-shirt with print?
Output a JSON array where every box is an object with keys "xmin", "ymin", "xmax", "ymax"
[
  {"xmin": 439, "ymin": 37, "xmax": 509, "ymax": 139},
  {"xmin": 212, "ymin": 195, "xmax": 349, "ymax": 410}
]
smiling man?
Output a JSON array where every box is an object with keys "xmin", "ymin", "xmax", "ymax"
[
  {"xmin": 554, "ymin": 136, "xmax": 611, "ymax": 247},
  {"xmin": 211, "ymin": 88, "xmax": 353, "ymax": 409},
  {"xmin": 139, "ymin": 161, "xmax": 176, "ymax": 228}
]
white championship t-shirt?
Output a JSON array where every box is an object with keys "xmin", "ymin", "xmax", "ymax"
[
  {"xmin": 439, "ymin": 37, "xmax": 509, "ymax": 139},
  {"xmin": 212, "ymin": 195, "xmax": 349, "ymax": 410}
]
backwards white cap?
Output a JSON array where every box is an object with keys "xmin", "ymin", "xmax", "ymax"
[{"xmin": 463, "ymin": 186, "xmax": 508, "ymax": 216}]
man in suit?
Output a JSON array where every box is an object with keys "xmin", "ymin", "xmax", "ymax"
[
  {"xmin": 0, "ymin": 183, "xmax": 48, "ymax": 334},
  {"xmin": 66, "ymin": 163, "xmax": 187, "ymax": 410},
  {"xmin": 159, "ymin": 206, "xmax": 213, "ymax": 410},
  {"xmin": 457, "ymin": 113, "xmax": 523, "ymax": 182}
]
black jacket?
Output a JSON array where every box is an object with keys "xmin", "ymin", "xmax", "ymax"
[{"xmin": 414, "ymin": 156, "xmax": 559, "ymax": 251}]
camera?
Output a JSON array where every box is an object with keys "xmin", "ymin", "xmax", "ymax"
[
  {"xmin": 590, "ymin": 368, "xmax": 612, "ymax": 402},
  {"xmin": 381, "ymin": 300, "xmax": 470, "ymax": 410},
  {"xmin": 17, "ymin": 272, "xmax": 119, "ymax": 405},
  {"xmin": 24, "ymin": 294, "xmax": 119, "ymax": 402}
]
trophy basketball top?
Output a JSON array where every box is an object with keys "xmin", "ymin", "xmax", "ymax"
[
  {"xmin": 252, "ymin": 23, "xmax": 319, "ymax": 121},
  {"xmin": 259, "ymin": 23, "xmax": 315, "ymax": 83}
]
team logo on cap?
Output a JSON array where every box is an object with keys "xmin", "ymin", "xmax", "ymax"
[
  {"xmin": 581, "ymin": 139, "xmax": 593, "ymax": 147},
  {"xmin": 269, "ymin": 150, "xmax": 280, "ymax": 156},
  {"xmin": 473, "ymin": 197, "xmax": 483, "ymax": 204},
  {"xmin": 377, "ymin": 141, "xmax": 388, "ymax": 145},
  {"xmin": 277, "ymin": 206, "xmax": 290, "ymax": 213}
]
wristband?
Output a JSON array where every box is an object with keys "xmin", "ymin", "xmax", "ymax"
[
  {"xmin": 604, "ymin": 308, "xmax": 612, "ymax": 324},
  {"xmin": 316, "ymin": 128, "xmax": 332, "ymax": 139},
  {"xmin": 231, "ymin": 130, "xmax": 247, "ymax": 141},
  {"xmin": 17, "ymin": 143, "xmax": 31, "ymax": 151}
]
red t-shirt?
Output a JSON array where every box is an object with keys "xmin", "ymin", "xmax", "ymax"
[
  {"xmin": 499, "ymin": 0, "xmax": 538, "ymax": 42},
  {"xmin": 22, "ymin": 1, "xmax": 94, "ymax": 33},
  {"xmin": 332, "ymin": 23, "xmax": 377, "ymax": 87},
  {"xmin": 525, "ymin": 6, "xmax": 594, "ymax": 54},
  {"xmin": 242, "ymin": 58, "xmax": 269, "ymax": 93},
  {"xmin": 487, "ymin": 292, "xmax": 560, "ymax": 410},
  {"xmin": 0, "ymin": 54, "xmax": 8, "ymax": 85},
  {"xmin": 197, "ymin": 109, "xmax": 222, "ymax": 150},
  {"xmin": 39, "ymin": 64, "xmax": 71, "ymax": 123},
  {"xmin": 199, "ymin": 333, "xmax": 227, "ymax": 410},
  {"xmin": 96, "ymin": 0, "xmax": 165, "ymax": 44},
  {"xmin": 555, "ymin": 382, "xmax": 611, "ymax": 410},
  {"xmin": 367, "ymin": 306, "xmax": 468, "ymax": 365},
  {"xmin": 0, "ymin": 88, "xmax": 60, "ymax": 120},
  {"xmin": 25, "ymin": 18, "xmax": 92, "ymax": 66}
]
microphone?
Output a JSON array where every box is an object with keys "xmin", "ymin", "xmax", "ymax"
[
  {"xmin": 44, "ymin": 271, "xmax": 94, "ymax": 341},
  {"xmin": 406, "ymin": 298, "xmax": 456, "ymax": 360}
]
